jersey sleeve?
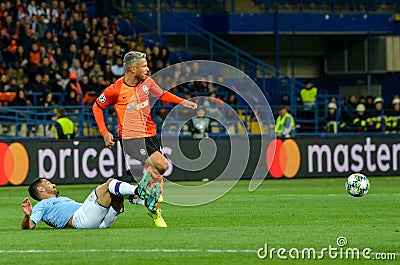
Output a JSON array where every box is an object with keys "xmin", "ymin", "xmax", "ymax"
[
  {"xmin": 145, "ymin": 77, "xmax": 185, "ymax": 104},
  {"xmin": 95, "ymin": 84, "xmax": 118, "ymax": 110},
  {"xmin": 93, "ymin": 84, "xmax": 119, "ymax": 135},
  {"xmin": 146, "ymin": 77, "xmax": 164, "ymax": 98},
  {"xmin": 30, "ymin": 202, "xmax": 45, "ymax": 227}
]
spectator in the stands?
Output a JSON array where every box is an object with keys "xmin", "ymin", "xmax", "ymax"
[
  {"xmin": 89, "ymin": 75, "xmax": 99, "ymax": 91},
  {"xmin": 352, "ymin": 104, "xmax": 368, "ymax": 133},
  {"xmin": 111, "ymin": 57, "xmax": 125, "ymax": 78},
  {"xmin": 29, "ymin": 42, "xmax": 41, "ymax": 72},
  {"xmin": 40, "ymin": 91, "xmax": 58, "ymax": 132},
  {"xmin": 69, "ymin": 29, "xmax": 81, "ymax": 49},
  {"xmin": 347, "ymin": 94, "xmax": 358, "ymax": 109},
  {"xmin": 342, "ymin": 94, "xmax": 358, "ymax": 123},
  {"xmin": 188, "ymin": 108, "xmax": 211, "ymax": 139},
  {"xmin": 105, "ymin": 48, "xmax": 115, "ymax": 65},
  {"xmin": 206, "ymin": 75, "xmax": 218, "ymax": 93},
  {"xmin": 48, "ymin": 16, "xmax": 61, "ymax": 35},
  {"xmin": 103, "ymin": 63, "xmax": 114, "ymax": 83},
  {"xmin": 8, "ymin": 89, "xmax": 32, "ymax": 135},
  {"xmin": 325, "ymin": 103, "xmax": 341, "ymax": 133},
  {"xmin": 385, "ymin": 97, "xmax": 400, "ymax": 133},
  {"xmin": 367, "ymin": 97, "xmax": 385, "ymax": 132},
  {"xmin": 203, "ymin": 92, "xmax": 223, "ymax": 121},
  {"xmin": 59, "ymin": 30, "xmax": 71, "ymax": 52},
  {"xmin": 0, "ymin": 74, "xmax": 10, "ymax": 91},
  {"xmin": 41, "ymin": 73, "xmax": 53, "ymax": 94},
  {"xmin": 7, "ymin": 77, "xmax": 19, "ymax": 92},
  {"xmin": 14, "ymin": 45, "xmax": 28, "ymax": 68},
  {"xmin": 68, "ymin": 59, "xmax": 85, "ymax": 80},
  {"xmin": 365, "ymin": 95, "xmax": 374, "ymax": 114},
  {"xmin": 42, "ymin": 57, "xmax": 56, "ymax": 79},
  {"xmin": 63, "ymin": 90, "xmax": 79, "ymax": 106},
  {"xmin": 53, "ymin": 46, "xmax": 65, "ymax": 66},
  {"xmin": 160, "ymin": 47, "xmax": 170, "ymax": 67},
  {"xmin": 49, "ymin": 0, "xmax": 60, "ymax": 19},
  {"xmin": 97, "ymin": 75, "xmax": 108, "ymax": 91},
  {"xmin": 80, "ymin": 74, "xmax": 93, "ymax": 94},
  {"xmin": 195, "ymin": 76, "xmax": 209, "ymax": 93},
  {"xmin": 79, "ymin": 44, "xmax": 91, "ymax": 65},
  {"xmin": 280, "ymin": 93, "xmax": 290, "ymax": 108},
  {"xmin": 299, "ymin": 80, "xmax": 318, "ymax": 119},
  {"xmin": 191, "ymin": 61, "xmax": 201, "ymax": 80},
  {"xmin": 37, "ymin": 1, "xmax": 49, "ymax": 21},
  {"xmin": 275, "ymin": 105, "xmax": 295, "ymax": 139},
  {"xmin": 65, "ymin": 72, "xmax": 82, "ymax": 104},
  {"xmin": 55, "ymin": 60, "xmax": 69, "ymax": 91},
  {"xmin": 42, "ymin": 31, "xmax": 54, "ymax": 49},
  {"xmin": 27, "ymin": 73, "xmax": 43, "ymax": 94},
  {"xmin": 64, "ymin": 43, "xmax": 78, "ymax": 65},
  {"xmin": 36, "ymin": 14, "xmax": 48, "ymax": 38},
  {"xmin": 89, "ymin": 63, "xmax": 104, "ymax": 78},
  {"xmin": 8, "ymin": 61, "xmax": 25, "ymax": 83},
  {"xmin": 27, "ymin": 0, "xmax": 38, "ymax": 17}
]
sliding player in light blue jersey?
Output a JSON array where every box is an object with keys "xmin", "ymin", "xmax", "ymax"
[{"xmin": 21, "ymin": 173, "xmax": 161, "ymax": 229}]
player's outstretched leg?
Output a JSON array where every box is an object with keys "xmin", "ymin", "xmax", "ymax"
[
  {"xmin": 145, "ymin": 152, "xmax": 168, "ymax": 228},
  {"xmin": 108, "ymin": 178, "xmax": 138, "ymax": 197},
  {"xmin": 108, "ymin": 178, "xmax": 151, "ymax": 206},
  {"xmin": 146, "ymin": 166, "xmax": 167, "ymax": 228},
  {"xmin": 145, "ymin": 182, "xmax": 162, "ymax": 214},
  {"xmin": 136, "ymin": 171, "xmax": 152, "ymax": 200}
]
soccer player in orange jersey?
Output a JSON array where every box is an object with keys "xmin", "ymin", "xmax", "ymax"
[{"xmin": 93, "ymin": 51, "xmax": 197, "ymax": 227}]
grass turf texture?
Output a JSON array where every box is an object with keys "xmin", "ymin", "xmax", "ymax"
[{"xmin": 0, "ymin": 177, "xmax": 399, "ymax": 265}]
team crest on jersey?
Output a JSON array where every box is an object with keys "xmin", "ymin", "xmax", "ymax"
[
  {"xmin": 140, "ymin": 148, "xmax": 147, "ymax": 156},
  {"xmin": 142, "ymin": 84, "xmax": 149, "ymax": 94},
  {"xmin": 99, "ymin": 93, "xmax": 106, "ymax": 103}
]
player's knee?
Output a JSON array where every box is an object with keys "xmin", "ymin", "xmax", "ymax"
[
  {"xmin": 156, "ymin": 159, "xmax": 169, "ymax": 175},
  {"xmin": 105, "ymin": 178, "xmax": 114, "ymax": 185}
]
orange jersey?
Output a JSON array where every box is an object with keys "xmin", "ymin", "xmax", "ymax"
[{"xmin": 94, "ymin": 76, "xmax": 163, "ymax": 139}]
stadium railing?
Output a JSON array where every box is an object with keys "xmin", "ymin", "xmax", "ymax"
[{"xmin": 0, "ymin": 101, "xmax": 394, "ymax": 139}]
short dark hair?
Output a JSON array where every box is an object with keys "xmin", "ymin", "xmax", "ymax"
[{"xmin": 28, "ymin": 178, "xmax": 45, "ymax": 201}]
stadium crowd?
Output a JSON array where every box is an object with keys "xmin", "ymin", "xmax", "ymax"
[{"xmin": 322, "ymin": 94, "xmax": 400, "ymax": 134}]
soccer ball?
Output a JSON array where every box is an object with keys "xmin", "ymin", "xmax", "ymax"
[{"xmin": 345, "ymin": 173, "xmax": 370, "ymax": 197}]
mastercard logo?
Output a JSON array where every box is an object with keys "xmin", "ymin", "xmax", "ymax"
[
  {"xmin": 0, "ymin": 142, "xmax": 29, "ymax": 185},
  {"xmin": 266, "ymin": 139, "xmax": 301, "ymax": 178}
]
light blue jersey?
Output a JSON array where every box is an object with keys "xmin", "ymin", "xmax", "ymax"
[{"xmin": 30, "ymin": 197, "xmax": 82, "ymax": 229}]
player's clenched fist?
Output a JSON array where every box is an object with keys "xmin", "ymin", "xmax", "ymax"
[{"xmin": 103, "ymin": 132, "xmax": 115, "ymax": 148}]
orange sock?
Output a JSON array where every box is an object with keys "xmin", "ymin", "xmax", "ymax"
[{"xmin": 146, "ymin": 166, "xmax": 164, "ymax": 211}]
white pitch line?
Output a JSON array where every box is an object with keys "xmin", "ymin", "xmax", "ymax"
[
  {"xmin": 0, "ymin": 249, "xmax": 398, "ymax": 257},
  {"xmin": 0, "ymin": 249, "xmax": 256, "ymax": 254}
]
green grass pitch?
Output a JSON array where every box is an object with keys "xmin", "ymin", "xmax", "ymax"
[{"xmin": 0, "ymin": 177, "xmax": 399, "ymax": 265}]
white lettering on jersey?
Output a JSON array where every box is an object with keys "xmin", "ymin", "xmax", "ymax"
[{"xmin": 127, "ymin": 100, "xmax": 149, "ymax": 112}]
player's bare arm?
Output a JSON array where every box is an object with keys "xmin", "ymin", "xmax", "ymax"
[
  {"xmin": 182, "ymin": 100, "xmax": 197, "ymax": 110},
  {"xmin": 21, "ymin": 197, "xmax": 35, "ymax": 230},
  {"xmin": 102, "ymin": 131, "xmax": 115, "ymax": 148}
]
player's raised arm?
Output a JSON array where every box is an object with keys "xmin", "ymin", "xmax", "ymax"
[
  {"xmin": 182, "ymin": 100, "xmax": 197, "ymax": 110},
  {"xmin": 147, "ymin": 77, "xmax": 197, "ymax": 110},
  {"xmin": 157, "ymin": 90, "xmax": 197, "ymax": 110},
  {"xmin": 21, "ymin": 197, "xmax": 35, "ymax": 230}
]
